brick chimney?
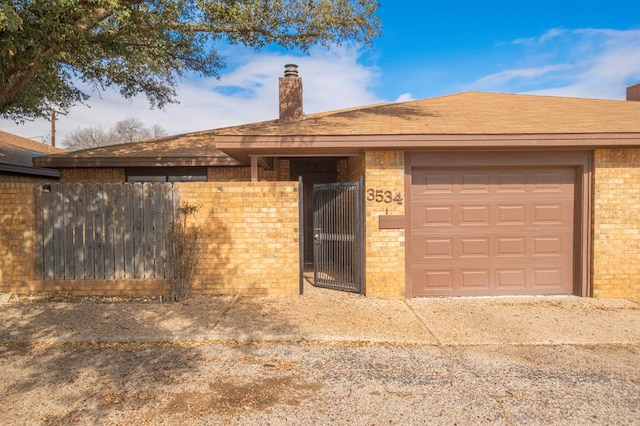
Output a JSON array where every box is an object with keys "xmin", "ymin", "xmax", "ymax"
[
  {"xmin": 279, "ymin": 64, "xmax": 303, "ymax": 122},
  {"xmin": 626, "ymin": 83, "xmax": 640, "ymax": 101}
]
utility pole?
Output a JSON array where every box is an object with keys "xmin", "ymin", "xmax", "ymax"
[
  {"xmin": 51, "ymin": 108, "xmax": 56, "ymax": 147},
  {"xmin": 50, "ymin": 108, "xmax": 67, "ymax": 147}
]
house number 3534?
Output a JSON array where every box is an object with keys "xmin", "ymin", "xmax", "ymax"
[{"xmin": 366, "ymin": 189, "xmax": 404, "ymax": 205}]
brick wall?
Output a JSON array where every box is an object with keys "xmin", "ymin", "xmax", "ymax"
[
  {"xmin": 0, "ymin": 184, "xmax": 35, "ymax": 292},
  {"xmin": 1, "ymin": 181, "xmax": 299, "ymax": 297},
  {"xmin": 178, "ymin": 181, "xmax": 300, "ymax": 295},
  {"xmin": 363, "ymin": 151, "xmax": 406, "ymax": 299},
  {"xmin": 207, "ymin": 165, "xmax": 279, "ymax": 181},
  {"xmin": 593, "ymin": 149, "xmax": 640, "ymax": 300},
  {"xmin": 347, "ymin": 156, "xmax": 365, "ymax": 182},
  {"xmin": 276, "ymin": 158, "xmax": 290, "ymax": 180},
  {"xmin": 60, "ymin": 168, "xmax": 126, "ymax": 183}
]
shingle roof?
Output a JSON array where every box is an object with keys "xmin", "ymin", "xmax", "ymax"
[
  {"xmin": 34, "ymin": 91, "xmax": 640, "ymax": 168},
  {"xmin": 0, "ymin": 130, "xmax": 65, "ymax": 175},
  {"xmin": 33, "ymin": 132, "xmax": 242, "ymax": 167},
  {"xmin": 212, "ymin": 91, "xmax": 640, "ymax": 136}
]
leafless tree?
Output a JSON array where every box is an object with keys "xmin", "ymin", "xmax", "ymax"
[{"xmin": 64, "ymin": 117, "xmax": 167, "ymax": 151}]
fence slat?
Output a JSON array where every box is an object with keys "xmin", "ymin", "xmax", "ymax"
[
  {"xmin": 143, "ymin": 183, "xmax": 155, "ymax": 278},
  {"xmin": 42, "ymin": 186, "xmax": 55, "ymax": 280},
  {"xmin": 63, "ymin": 184, "xmax": 75, "ymax": 279},
  {"xmin": 103, "ymin": 183, "xmax": 115, "ymax": 279},
  {"xmin": 34, "ymin": 186, "xmax": 44, "ymax": 280},
  {"xmin": 133, "ymin": 183, "xmax": 144, "ymax": 279},
  {"xmin": 53, "ymin": 184, "xmax": 65, "ymax": 279},
  {"xmin": 153, "ymin": 183, "xmax": 165, "ymax": 278},
  {"xmin": 124, "ymin": 184, "xmax": 134, "ymax": 279},
  {"xmin": 84, "ymin": 184, "xmax": 95, "ymax": 279},
  {"xmin": 162, "ymin": 183, "xmax": 176, "ymax": 279},
  {"xmin": 112, "ymin": 184, "xmax": 125, "ymax": 279},
  {"xmin": 94, "ymin": 184, "xmax": 105, "ymax": 279},
  {"xmin": 73, "ymin": 184, "xmax": 85, "ymax": 279}
]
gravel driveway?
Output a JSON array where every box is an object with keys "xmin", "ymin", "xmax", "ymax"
[
  {"xmin": 1, "ymin": 291, "xmax": 639, "ymax": 424},
  {"xmin": 1, "ymin": 341, "xmax": 639, "ymax": 425}
]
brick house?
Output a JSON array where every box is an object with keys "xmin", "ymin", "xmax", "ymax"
[{"xmin": 4, "ymin": 69, "xmax": 640, "ymax": 300}]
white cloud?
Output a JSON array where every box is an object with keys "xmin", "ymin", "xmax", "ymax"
[
  {"xmin": 512, "ymin": 27, "xmax": 567, "ymax": 46},
  {"xmin": 472, "ymin": 64, "xmax": 574, "ymax": 89},
  {"xmin": 0, "ymin": 46, "xmax": 381, "ymax": 147},
  {"xmin": 469, "ymin": 28, "xmax": 640, "ymax": 99},
  {"xmin": 394, "ymin": 93, "xmax": 414, "ymax": 102}
]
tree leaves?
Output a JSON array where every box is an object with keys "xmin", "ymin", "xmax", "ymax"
[{"xmin": 0, "ymin": 0, "xmax": 380, "ymax": 122}]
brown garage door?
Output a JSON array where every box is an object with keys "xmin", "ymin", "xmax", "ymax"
[{"xmin": 410, "ymin": 167, "xmax": 576, "ymax": 297}]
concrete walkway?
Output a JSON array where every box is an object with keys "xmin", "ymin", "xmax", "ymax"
[{"xmin": 2, "ymin": 289, "xmax": 639, "ymax": 346}]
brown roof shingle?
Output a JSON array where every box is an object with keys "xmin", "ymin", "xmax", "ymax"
[
  {"xmin": 34, "ymin": 91, "xmax": 640, "ymax": 168},
  {"xmin": 212, "ymin": 91, "xmax": 640, "ymax": 136}
]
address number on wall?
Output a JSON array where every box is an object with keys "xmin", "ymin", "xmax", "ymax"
[{"xmin": 366, "ymin": 189, "xmax": 404, "ymax": 205}]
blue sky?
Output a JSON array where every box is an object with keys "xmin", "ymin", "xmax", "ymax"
[{"xmin": 2, "ymin": 0, "xmax": 640, "ymax": 147}]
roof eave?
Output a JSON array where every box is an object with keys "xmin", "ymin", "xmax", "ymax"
[
  {"xmin": 215, "ymin": 132, "xmax": 640, "ymax": 149},
  {"xmin": 33, "ymin": 156, "xmax": 243, "ymax": 169},
  {"xmin": 0, "ymin": 163, "xmax": 60, "ymax": 177}
]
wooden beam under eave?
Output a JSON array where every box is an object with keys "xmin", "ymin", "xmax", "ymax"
[
  {"xmin": 257, "ymin": 156, "xmax": 273, "ymax": 170},
  {"xmin": 250, "ymin": 156, "xmax": 258, "ymax": 182}
]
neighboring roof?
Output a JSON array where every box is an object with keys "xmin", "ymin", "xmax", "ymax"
[
  {"xmin": 34, "ymin": 91, "xmax": 640, "ymax": 169},
  {"xmin": 33, "ymin": 133, "xmax": 243, "ymax": 168},
  {"xmin": 0, "ymin": 130, "xmax": 65, "ymax": 176}
]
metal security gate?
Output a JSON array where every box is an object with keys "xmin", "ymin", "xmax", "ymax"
[{"xmin": 312, "ymin": 179, "xmax": 364, "ymax": 293}]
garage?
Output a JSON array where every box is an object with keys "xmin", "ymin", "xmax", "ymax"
[{"xmin": 408, "ymin": 151, "xmax": 587, "ymax": 297}]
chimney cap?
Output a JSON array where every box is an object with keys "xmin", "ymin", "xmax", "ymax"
[{"xmin": 283, "ymin": 64, "xmax": 299, "ymax": 78}]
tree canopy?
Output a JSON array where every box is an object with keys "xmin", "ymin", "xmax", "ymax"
[
  {"xmin": 63, "ymin": 117, "xmax": 167, "ymax": 150},
  {"xmin": 0, "ymin": 1, "xmax": 380, "ymax": 122}
]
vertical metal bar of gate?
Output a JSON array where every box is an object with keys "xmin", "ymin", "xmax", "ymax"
[
  {"xmin": 298, "ymin": 176, "xmax": 304, "ymax": 295},
  {"xmin": 312, "ymin": 179, "xmax": 364, "ymax": 293}
]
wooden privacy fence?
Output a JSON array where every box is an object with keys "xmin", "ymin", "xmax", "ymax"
[{"xmin": 34, "ymin": 183, "xmax": 178, "ymax": 280}]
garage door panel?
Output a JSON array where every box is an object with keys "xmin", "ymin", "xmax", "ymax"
[
  {"xmin": 425, "ymin": 206, "xmax": 454, "ymax": 226},
  {"xmin": 496, "ymin": 172, "xmax": 527, "ymax": 192},
  {"xmin": 412, "ymin": 170, "xmax": 455, "ymax": 196},
  {"xmin": 532, "ymin": 235, "xmax": 566, "ymax": 257},
  {"xmin": 460, "ymin": 238, "xmax": 490, "ymax": 258},
  {"xmin": 414, "ymin": 202, "xmax": 572, "ymax": 229},
  {"xmin": 421, "ymin": 238, "xmax": 454, "ymax": 260},
  {"xmin": 533, "ymin": 268, "xmax": 563, "ymax": 288},
  {"xmin": 410, "ymin": 166, "xmax": 576, "ymax": 297},
  {"xmin": 413, "ymin": 263, "xmax": 571, "ymax": 296},
  {"xmin": 420, "ymin": 269, "xmax": 454, "ymax": 291},
  {"xmin": 460, "ymin": 269, "xmax": 491, "ymax": 289},
  {"xmin": 460, "ymin": 172, "xmax": 490, "ymax": 193},
  {"xmin": 532, "ymin": 171, "xmax": 571, "ymax": 193},
  {"xmin": 497, "ymin": 269, "xmax": 527, "ymax": 289},
  {"xmin": 461, "ymin": 205, "xmax": 490, "ymax": 225},
  {"xmin": 497, "ymin": 237, "xmax": 526, "ymax": 257},
  {"xmin": 412, "ymin": 233, "xmax": 570, "ymax": 261},
  {"xmin": 497, "ymin": 205, "xmax": 526, "ymax": 224}
]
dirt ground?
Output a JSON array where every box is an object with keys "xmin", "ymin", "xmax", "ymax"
[
  {"xmin": 1, "ymin": 290, "xmax": 639, "ymax": 424},
  {"xmin": 1, "ymin": 341, "xmax": 639, "ymax": 425}
]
